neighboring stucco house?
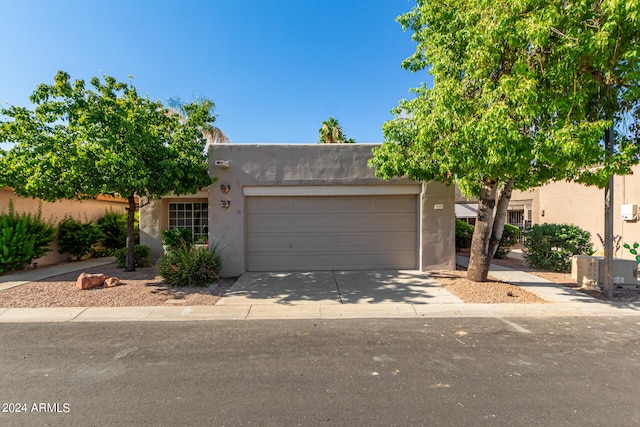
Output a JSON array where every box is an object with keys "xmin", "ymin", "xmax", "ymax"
[
  {"xmin": 453, "ymin": 164, "xmax": 640, "ymax": 259},
  {"xmin": 140, "ymin": 144, "xmax": 456, "ymax": 277},
  {"xmin": 510, "ymin": 164, "xmax": 640, "ymax": 260}
]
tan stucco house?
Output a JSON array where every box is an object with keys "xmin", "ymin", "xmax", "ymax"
[
  {"xmin": 510, "ymin": 165, "xmax": 640, "ymax": 259},
  {"xmin": 454, "ymin": 165, "xmax": 640, "ymax": 260},
  {"xmin": 140, "ymin": 144, "xmax": 456, "ymax": 277}
]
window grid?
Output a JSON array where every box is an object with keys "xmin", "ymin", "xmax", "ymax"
[{"xmin": 168, "ymin": 202, "xmax": 208, "ymax": 243}]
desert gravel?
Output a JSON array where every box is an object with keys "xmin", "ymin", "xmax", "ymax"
[{"xmin": 0, "ymin": 263, "xmax": 235, "ymax": 308}]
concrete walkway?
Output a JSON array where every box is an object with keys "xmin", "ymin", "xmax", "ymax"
[{"xmin": 0, "ymin": 256, "xmax": 639, "ymax": 322}]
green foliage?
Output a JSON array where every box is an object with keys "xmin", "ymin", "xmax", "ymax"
[
  {"xmin": 89, "ymin": 247, "xmax": 117, "ymax": 258},
  {"xmin": 494, "ymin": 224, "xmax": 520, "ymax": 259},
  {"xmin": 156, "ymin": 244, "xmax": 222, "ymax": 287},
  {"xmin": 371, "ymin": 0, "xmax": 639, "ymax": 193},
  {"xmin": 57, "ymin": 216, "xmax": 104, "ymax": 260},
  {"xmin": 97, "ymin": 209, "xmax": 138, "ymax": 249},
  {"xmin": 369, "ymin": 0, "xmax": 639, "ymax": 281},
  {"xmin": 523, "ymin": 224, "xmax": 594, "ymax": 272},
  {"xmin": 114, "ymin": 245, "xmax": 151, "ymax": 269},
  {"xmin": 455, "ymin": 219, "xmax": 474, "ymax": 251},
  {"xmin": 162, "ymin": 228, "xmax": 194, "ymax": 252},
  {"xmin": 0, "ymin": 201, "xmax": 56, "ymax": 274},
  {"xmin": 318, "ymin": 117, "xmax": 355, "ymax": 144},
  {"xmin": 0, "ymin": 71, "xmax": 217, "ymax": 271}
]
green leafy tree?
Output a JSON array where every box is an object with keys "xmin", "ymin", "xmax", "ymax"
[
  {"xmin": 0, "ymin": 71, "xmax": 215, "ymax": 271},
  {"xmin": 370, "ymin": 0, "xmax": 640, "ymax": 281},
  {"xmin": 318, "ymin": 117, "xmax": 355, "ymax": 143}
]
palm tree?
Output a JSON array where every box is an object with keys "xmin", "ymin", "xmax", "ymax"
[
  {"xmin": 318, "ymin": 116, "xmax": 347, "ymax": 144},
  {"xmin": 167, "ymin": 96, "xmax": 231, "ymax": 144}
]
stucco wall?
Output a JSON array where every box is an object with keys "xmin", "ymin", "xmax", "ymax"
[
  {"xmin": 510, "ymin": 165, "xmax": 640, "ymax": 260},
  {"xmin": 0, "ymin": 188, "xmax": 127, "ymax": 266},
  {"xmin": 139, "ymin": 190, "xmax": 210, "ymax": 260},
  {"xmin": 208, "ymin": 144, "xmax": 455, "ymax": 276}
]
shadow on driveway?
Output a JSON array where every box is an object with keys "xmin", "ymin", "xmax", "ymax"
[{"xmin": 218, "ymin": 270, "xmax": 462, "ymax": 305}]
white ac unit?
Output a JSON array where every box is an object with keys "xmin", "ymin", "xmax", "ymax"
[{"xmin": 621, "ymin": 204, "xmax": 638, "ymax": 221}]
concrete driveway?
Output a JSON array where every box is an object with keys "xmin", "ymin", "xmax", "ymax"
[{"xmin": 217, "ymin": 270, "xmax": 462, "ymax": 306}]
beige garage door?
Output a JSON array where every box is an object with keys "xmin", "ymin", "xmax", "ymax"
[{"xmin": 246, "ymin": 195, "xmax": 418, "ymax": 271}]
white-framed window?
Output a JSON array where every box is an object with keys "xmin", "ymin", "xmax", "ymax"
[{"xmin": 168, "ymin": 202, "xmax": 208, "ymax": 243}]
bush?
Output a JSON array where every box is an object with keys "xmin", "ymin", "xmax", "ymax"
[
  {"xmin": 162, "ymin": 228, "xmax": 193, "ymax": 252},
  {"xmin": 89, "ymin": 247, "xmax": 117, "ymax": 258},
  {"xmin": 0, "ymin": 201, "xmax": 56, "ymax": 274},
  {"xmin": 114, "ymin": 245, "xmax": 151, "ymax": 268},
  {"xmin": 494, "ymin": 223, "xmax": 521, "ymax": 259},
  {"xmin": 455, "ymin": 219, "xmax": 474, "ymax": 251},
  {"xmin": 523, "ymin": 223, "xmax": 594, "ymax": 272},
  {"xmin": 157, "ymin": 243, "xmax": 222, "ymax": 287},
  {"xmin": 57, "ymin": 216, "xmax": 104, "ymax": 260},
  {"xmin": 97, "ymin": 210, "xmax": 128, "ymax": 249}
]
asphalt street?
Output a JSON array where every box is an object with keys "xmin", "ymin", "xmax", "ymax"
[{"xmin": 1, "ymin": 317, "xmax": 639, "ymax": 426}]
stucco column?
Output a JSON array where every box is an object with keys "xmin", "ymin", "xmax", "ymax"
[
  {"xmin": 420, "ymin": 182, "xmax": 456, "ymax": 270},
  {"xmin": 139, "ymin": 199, "xmax": 164, "ymax": 260}
]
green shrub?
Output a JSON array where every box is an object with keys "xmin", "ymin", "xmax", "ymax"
[
  {"xmin": 0, "ymin": 201, "xmax": 56, "ymax": 274},
  {"xmin": 162, "ymin": 228, "xmax": 193, "ymax": 252},
  {"xmin": 114, "ymin": 245, "xmax": 151, "ymax": 268},
  {"xmin": 455, "ymin": 219, "xmax": 474, "ymax": 251},
  {"xmin": 89, "ymin": 247, "xmax": 117, "ymax": 258},
  {"xmin": 57, "ymin": 216, "xmax": 104, "ymax": 260},
  {"xmin": 523, "ymin": 223, "xmax": 594, "ymax": 272},
  {"xmin": 157, "ymin": 243, "xmax": 222, "ymax": 287},
  {"xmin": 494, "ymin": 223, "xmax": 521, "ymax": 259},
  {"xmin": 97, "ymin": 210, "xmax": 128, "ymax": 249}
]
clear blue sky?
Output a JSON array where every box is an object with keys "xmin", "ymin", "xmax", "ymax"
[{"xmin": 0, "ymin": 0, "xmax": 431, "ymax": 145}]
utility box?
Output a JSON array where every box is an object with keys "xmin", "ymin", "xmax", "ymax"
[
  {"xmin": 597, "ymin": 258, "xmax": 638, "ymax": 286},
  {"xmin": 572, "ymin": 256, "xmax": 639, "ymax": 287}
]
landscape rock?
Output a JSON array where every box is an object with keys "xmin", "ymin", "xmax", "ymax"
[
  {"xmin": 76, "ymin": 273, "xmax": 109, "ymax": 290},
  {"xmin": 104, "ymin": 277, "xmax": 122, "ymax": 288}
]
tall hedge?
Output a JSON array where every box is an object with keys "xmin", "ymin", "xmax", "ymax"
[{"xmin": 0, "ymin": 201, "xmax": 56, "ymax": 274}]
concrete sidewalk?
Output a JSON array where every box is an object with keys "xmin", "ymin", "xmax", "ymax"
[{"xmin": 1, "ymin": 256, "xmax": 639, "ymax": 322}]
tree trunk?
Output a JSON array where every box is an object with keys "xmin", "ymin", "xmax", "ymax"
[
  {"xmin": 487, "ymin": 178, "xmax": 514, "ymax": 265},
  {"xmin": 125, "ymin": 195, "xmax": 137, "ymax": 272},
  {"xmin": 467, "ymin": 179, "xmax": 498, "ymax": 282}
]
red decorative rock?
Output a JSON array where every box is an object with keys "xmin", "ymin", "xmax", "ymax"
[
  {"xmin": 76, "ymin": 273, "xmax": 109, "ymax": 290},
  {"xmin": 104, "ymin": 277, "xmax": 121, "ymax": 288}
]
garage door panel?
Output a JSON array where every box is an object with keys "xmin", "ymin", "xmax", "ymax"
[
  {"xmin": 373, "ymin": 196, "xmax": 416, "ymax": 212},
  {"xmin": 248, "ymin": 251, "xmax": 417, "ymax": 271},
  {"xmin": 373, "ymin": 213, "xmax": 417, "ymax": 231},
  {"xmin": 248, "ymin": 234, "xmax": 335, "ymax": 251},
  {"xmin": 248, "ymin": 214, "xmax": 333, "ymax": 231},
  {"xmin": 248, "ymin": 253, "xmax": 335, "ymax": 271},
  {"xmin": 246, "ymin": 195, "xmax": 418, "ymax": 271},
  {"xmin": 331, "ymin": 232, "xmax": 415, "ymax": 250}
]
